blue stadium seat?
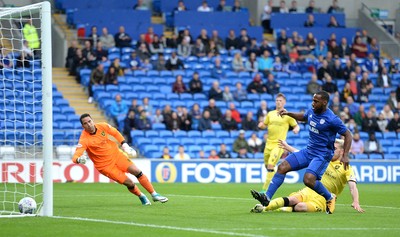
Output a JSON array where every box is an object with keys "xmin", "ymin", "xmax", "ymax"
[
  {"xmin": 195, "ymin": 138, "xmax": 209, "ymax": 146},
  {"xmin": 188, "ymin": 130, "xmax": 202, "ymax": 138},
  {"xmin": 384, "ymin": 154, "xmax": 399, "ymax": 160},
  {"xmin": 211, "ymin": 123, "xmax": 222, "ymax": 130},
  {"xmin": 167, "ymin": 138, "xmax": 181, "ymax": 146},
  {"xmin": 388, "ymin": 147, "xmax": 400, "ymax": 155},
  {"xmin": 253, "ymin": 153, "xmax": 264, "ymax": 159},
  {"xmin": 159, "ymin": 130, "xmax": 173, "ymax": 138},
  {"xmin": 216, "ymin": 130, "xmax": 230, "ymax": 138},
  {"xmin": 354, "ymin": 154, "xmax": 368, "ymax": 160},
  {"xmin": 203, "ymin": 145, "xmax": 217, "ymax": 152},
  {"xmin": 202, "ymin": 130, "xmax": 216, "ymax": 138},
  {"xmin": 173, "ymin": 130, "xmax": 187, "ymax": 138},
  {"xmin": 188, "ymin": 145, "xmax": 202, "ymax": 154},
  {"xmin": 369, "ymin": 153, "xmax": 383, "ymax": 160},
  {"xmin": 383, "ymin": 132, "xmax": 397, "ymax": 140},
  {"xmin": 152, "ymin": 123, "xmax": 166, "ymax": 130},
  {"xmin": 144, "ymin": 145, "xmax": 159, "ymax": 153}
]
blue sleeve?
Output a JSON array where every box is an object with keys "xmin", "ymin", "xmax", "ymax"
[
  {"xmin": 303, "ymin": 109, "xmax": 310, "ymax": 121},
  {"xmin": 331, "ymin": 116, "xmax": 348, "ymax": 135}
]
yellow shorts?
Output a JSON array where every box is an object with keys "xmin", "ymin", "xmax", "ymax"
[
  {"xmin": 289, "ymin": 187, "xmax": 326, "ymax": 212},
  {"xmin": 98, "ymin": 153, "xmax": 133, "ymax": 184},
  {"xmin": 263, "ymin": 144, "xmax": 284, "ymax": 166}
]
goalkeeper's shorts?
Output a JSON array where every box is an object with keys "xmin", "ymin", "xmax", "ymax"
[{"xmin": 98, "ymin": 153, "xmax": 134, "ymax": 184}]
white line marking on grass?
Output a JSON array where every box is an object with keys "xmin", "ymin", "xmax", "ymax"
[
  {"xmin": 51, "ymin": 216, "xmax": 270, "ymax": 237},
  {"xmin": 228, "ymin": 228, "xmax": 400, "ymax": 231}
]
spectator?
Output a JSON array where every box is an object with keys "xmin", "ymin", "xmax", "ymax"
[
  {"xmin": 327, "ymin": 0, "xmax": 341, "ymax": 13},
  {"xmin": 198, "ymin": 150, "xmax": 206, "ymax": 159},
  {"xmin": 166, "ymin": 112, "xmax": 181, "ymax": 132},
  {"xmin": 242, "ymin": 111, "xmax": 257, "ymax": 131},
  {"xmin": 364, "ymin": 133, "xmax": 383, "ymax": 156},
  {"xmin": 197, "ymin": 29, "xmax": 210, "ymax": 49},
  {"xmin": 387, "ymin": 111, "xmax": 400, "ymax": 133},
  {"xmin": 128, "ymin": 99, "xmax": 139, "ymax": 114},
  {"xmin": 377, "ymin": 67, "xmax": 392, "ymax": 88},
  {"xmin": 304, "ymin": 14, "xmax": 316, "ymax": 27},
  {"xmin": 296, "ymin": 36, "xmax": 314, "ymax": 60},
  {"xmin": 381, "ymin": 104, "xmax": 394, "ymax": 121},
  {"xmin": 220, "ymin": 110, "xmax": 238, "ymax": 131},
  {"xmin": 228, "ymin": 102, "xmax": 241, "ymax": 123},
  {"xmin": 278, "ymin": 44, "xmax": 290, "ymax": 64},
  {"xmin": 190, "ymin": 103, "xmax": 202, "ymax": 127},
  {"xmin": 235, "ymin": 28, "xmax": 251, "ymax": 52},
  {"xmin": 331, "ymin": 59, "xmax": 344, "ymax": 79},
  {"xmin": 174, "ymin": 145, "xmax": 191, "ymax": 160},
  {"xmin": 247, "ymin": 38, "xmax": 260, "ymax": 58},
  {"xmin": 322, "ymin": 74, "xmax": 338, "ymax": 95},
  {"xmin": 222, "ymin": 86, "xmax": 234, "ymax": 102},
  {"xmin": 211, "ymin": 57, "xmax": 226, "ymax": 79},
  {"xmin": 362, "ymin": 110, "xmax": 380, "ymax": 133},
  {"xmin": 65, "ymin": 40, "xmax": 78, "ymax": 70},
  {"xmin": 327, "ymin": 15, "xmax": 341, "ymax": 27},
  {"xmin": 368, "ymin": 38, "xmax": 380, "ymax": 59},
  {"xmin": 144, "ymin": 27, "xmax": 155, "ymax": 45},
  {"xmin": 110, "ymin": 94, "xmax": 129, "ymax": 127},
  {"xmin": 166, "ymin": 52, "xmax": 185, "ymax": 70},
  {"xmin": 160, "ymin": 146, "xmax": 172, "ymax": 159},
  {"xmin": 197, "ymin": 1, "xmax": 212, "ymax": 12},
  {"xmin": 177, "ymin": 38, "xmax": 192, "ymax": 58},
  {"xmin": 172, "ymin": 75, "xmax": 187, "ymax": 94},
  {"xmin": 387, "ymin": 91, "xmax": 398, "ymax": 111},
  {"xmin": 153, "ymin": 53, "xmax": 167, "ymax": 71},
  {"xmin": 232, "ymin": 52, "xmax": 245, "ymax": 72},
  {"xmin": 208, "ymin": 80, "xmax": 223, "ymax": 100},
  {"xmin": 328, "ymin": 40, "xmax": 340, "ymax": 58},
  {"xmin": 99, "ymin": 27, "xmax": 115, "ymax": 49},
  {"xmin": 279, "ymin": 0, "xmax": 289, "ymax": 13},
  {"xmin": 23, "ymin": 19, "xmax": 40, "ymax": 53},
  {"xmin": 198, "ymin": 110, "xmax": 212, "ymax": 131},
  {"xmin": 110, "ymin": 58, "xmax": 125, "ymax": 76},
  {"xmin": 377, "ymin": 113, "xmax": 388, "ymax": 133},
  {"xmin": 256, "ymin": 100, "xmax": 269, "ymax": 120},
  {"xmin": 216, "ymin": 0, "xmax": 229, "ymax": 12},
  {"xmin": 204, "ymin": 99, "xmax": 223, "ymax": 123},
  {"xmin": 88, "ymin": 63, "xmax": 105, "ymax": 103},
  {"xmin": 152, "ymin": 108, "xmax": 164, "ymax": 124},
  {"xmin": 218, "ymin": 143, "xmax": 232, "ymax": 158},
  {"xmin": 82, "ymin": 40, "xmax": 97, "ymax": 69},
  {"xmin": 353, "ymin": 104, "xmax": 366, "ymax": 127},
  {"xmin": 162, "ymin": 104, "xmax": 173, "ymax": 124},
  {"xmin": 314, "ymin": 40, "xmax": 328, "ymax": 58},
  {"xmin": 276, "ymin": 29, "xmax": 288, "ymax": 51},
  {"xmin": 149, "ymin": 35, "xmax": 164, "ymax": 55},
  {"xmin": 189, "ymin": 72, "xmax": 203, "ymax": 94},
  {"xmin": 114, "ymin": 26, "xmax": 132, "ymax": 48},
  {"xmin": 247, "ymin": 133, "xmax": 263, "ymax": 153},
  {"xmin": 166, "ymin": 33, "xmax": 179, "ymax": 49},
  {"xmin": 265, "ymin": 73, "xmax": 280, "ymax": 95},
  {"xmin": 211, "ymin": 30, "xmax": 225, "ymax": 50},
  {"xmin": 307, "ymin": 74, "xmax": 321, "ymax": 95},
  {"xmin": 359, "ymin": 72, "xmax": 374, "ymax": 95},
  {"xmin": 174, "ymin": 0, "xmax": 189, "ymax": 12},
  {"xmin": 94, "ymin": 42, "xmax": 108, "ymax": 63},
  {"xmin": 362, "ymin": 53, "xmax": 378, "ymax": 73},
  {"xmin": 338, "ymin": 37, "xmax": 351, "ymax": 58},
  {"xmin": 233, "ymin": 130, "xmax": 249, "ymax": 153},
  {"xmin": 136, "ymin": 43, "xmax": 151, "ymax": 62},
  {"xmin": 289, "ymin": 0, "xmax": 298, "ymax": 12},
  {"xmin": 346, "ymin": 118, "xmax": 358, "ymax": 134},
  {"xmin": 257, "ymin": 50, "xmax": 273, "ymax": 78},
  {"xmin": 261, "ymin": 0, "xmax": 273, "ymax": 33},
  {"xmin": 232, "ymin": 0, "xmax": 243, "ymax": 12},
  {"xmin": 245, "ymin": 52, "xmax": 259, "ymax": 73},
  {"xmin": 133, "ymin": 0, "xmax": 149, "ymax": 10},
  {"xmin": 345, "ymin": 96, "xmax": 359, "ymax": 117},
  {"xmin": 233, "ymin": 82, "xmax": 248, "ymax": 101},
  {"xmin": 208, "ymin": 149, "xmax": 219, "ymax": 159},
  {"xmin": 285, "ymin": 57, "xmax": 300, "ymax": 74},
  {"xmin": 388, "ymin": 58, "xmax": 398, "ymax": 74},
  {"xmin": 178, "ymin": 29, "xmax": 193, "ymax": 45},
  {"xmin": 129, "ymin": 51, "xmax": 141, "ymax": 71},
  {"xmin": 192, "ymin": 38, "xmax": 207, "ymax": 58},
  {"xmin": 142, "ymin": 97, "xmax": 153, "ymax": 117},
  {"xmin": 123, "ymin": 110, "xmax": 137, "ymax": 144},
  {"xmin": 88, "ymin": 26, "xmax": 99, "ymax": 48},
  {"xmin": 179, "ymin": 107, "xmax": 192, "ymax": 131},
  {"xmin": 104, "ymin": 66, "xmax": 118, "ymax": 85},
  {"xmin": 352, "ymin": 36, "xmax": 368, "ymax": 58},
  {"xmin": 317, "ymin": 59, "xmax": 332, "ymax": 80},
  {"xmin": 259, "ymin": 39, "xmax": 274, "ymax": 57},
  {"xmin": 237, "ymin": 148, "xmax": 249, "ymax": 158},
  {"xmin": 225, "ymin": 29, "xmax": 237, "ymax": 50},
  {"xmin": 305, "ymin": 0, "xmax": 317, "ymax": 13},
  {"xmin": 350, "ymin": 132, "xmax": 364, "ymax": 156},
  {"xmin": 272, "ymin": 56, "xmax": 284, "ymax": 72},
  {"xmin": 247, "ymin": 73, "xmax": 266, "ymax": 94},
  {"xmin": 140, "ymin": 58, "xmax": 153, "ymax": 71},
  {"xmin": 360, "ymin": 29, "xmax": 372, "ymax": 45}
]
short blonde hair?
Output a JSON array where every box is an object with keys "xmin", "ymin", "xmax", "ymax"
[{"xmin": 335, "ymin": 139, "xmax": 344, "ymax": 148}]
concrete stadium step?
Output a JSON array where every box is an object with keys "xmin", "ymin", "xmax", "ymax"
[{"xmin": 52, "ymin": 67, "xmax": 108, "ymax": 123}]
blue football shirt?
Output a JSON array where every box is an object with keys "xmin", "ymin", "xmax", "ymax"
[{"xmin": 303, "ymin": 108, "xmax": 348, "ymax": 157}]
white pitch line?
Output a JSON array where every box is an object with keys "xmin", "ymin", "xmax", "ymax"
[
  {"xmin": 51, "ymin": 216, "xmax": 269, "ymax": 237},
  {"xmin": 54, "ymin": 193, "xmax": 400, "ymax": 210},
  {"xmin": 228, "ymin": 227, "xmax": 400, "ymax": 231}
]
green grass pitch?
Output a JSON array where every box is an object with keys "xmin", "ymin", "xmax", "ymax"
[{"xmin": 1, "ymin": 182, "xmax": 399, "ymax": 237}]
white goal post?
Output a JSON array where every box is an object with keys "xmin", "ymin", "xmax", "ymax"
[{"xmin": 0, "ymin": 1, "xmax": 52, "ymax": 217}]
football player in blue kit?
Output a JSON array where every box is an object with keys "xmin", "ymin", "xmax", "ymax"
[{"xmin": 251, "ymin": 91, "xmax": 352, "ymax": 214}]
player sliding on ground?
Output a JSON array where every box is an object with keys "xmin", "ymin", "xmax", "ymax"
[
  {"xmin": 251, "ymin": 139, "xmax": 364, "ymax": 213},
  {"xmin": 72, "ymin": 113, "xmax": 168, "ymax": 205},
  {"xmin": 251, "ymin": 91, "xmax": 352, "ymax": 214}
]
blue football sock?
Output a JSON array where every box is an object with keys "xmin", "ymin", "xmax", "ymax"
[
  {"xmin": 266, "ymin": 173, "xmax": 286, "ymax": 200},
  {"xmin": 314, "ymin": 180, "xmax": 332, "ymax": 201}
]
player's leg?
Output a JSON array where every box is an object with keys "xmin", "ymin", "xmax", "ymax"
[
  {"xmin": 292, "ymin": 188, "xmax": 326, "ymax": 212},
  {"xmin": 262, "ymin": 146, "xmax": 284, "ymax": 191},
  {"xmin": 124, "ymin": 162, "xmax": 168, "ymax": 203},
  {"xmin": 305, "ymin": 156, "xmax": 336, "ymax": 213}
]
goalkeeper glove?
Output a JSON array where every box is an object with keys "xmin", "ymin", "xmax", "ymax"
[
  {"xmin": 122, "ymin": 143, "xmax": 137, "ymax": 158},
  {"xmin": 76, "ymin": 155, "xmax": 87, "ymax": 164}
]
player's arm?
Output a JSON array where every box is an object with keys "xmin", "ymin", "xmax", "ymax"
[
  {"xmin": 105, "ymin": 123, "xmax": 138, "ymax": 157},
  {"xmin": 341, "ymin": 130, "xmax": 353, "ymax": 170},
  {"xmin": 348, "ymin": 181, "xmax": 365, "ymax": 213},
  {"xmin": 278, "ymin": 139, "xmax": 299, "ymax": 153},
  {"xmin": 72, "ymin": 141, "xmax": 88, "ymax": 164},
  {"xmin": 278, "ymin": 110, "xmax": 306, "ymax": 122}
]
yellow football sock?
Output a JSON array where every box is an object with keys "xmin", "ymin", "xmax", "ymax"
[
  {"xmin": 262, "ymin": 170, "xmax": 275, "ymax": 191},
  {"xmin": 264, "ymin": 197, "xmax": 284, "ymax": 212}
]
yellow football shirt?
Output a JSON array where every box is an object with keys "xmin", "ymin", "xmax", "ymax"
[
  {"xmin": 263, "ymin": 110, "xmax": 298, "ymax": 145},
  {"xmin": 321, "ymin": 160, "xmax": 356, "ymax": 196}
]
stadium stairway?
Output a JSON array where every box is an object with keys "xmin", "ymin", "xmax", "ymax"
[
  {"xmin": 53, "ymin": 13, "xmax": 76, "ymax": 42},
  {"xmin": 52, "ymin": 67, "xmax": 107, "ymax": 123}
]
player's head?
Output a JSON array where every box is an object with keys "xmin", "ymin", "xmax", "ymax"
[
  {"xmin": 332, "ymin": 138, "xmax": 344, "ymax": 161},
  {"xmin": 275, "ymin": 93, "xmax": 286, "ymax": 110},
  {"xmin": 312, "ymin": 91, "xmax": 329, "ymax": 113},
  {"xmin": 80, "ymin": 113, "xmax": 96, "ymax": 133}
]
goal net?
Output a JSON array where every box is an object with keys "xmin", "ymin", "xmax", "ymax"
[{"xmin": 0, "ymin": 2, "xmax": 52, "ymax": 217}]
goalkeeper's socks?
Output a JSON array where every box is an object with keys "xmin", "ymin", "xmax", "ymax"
[
  {"xmin": 137, "ymin": 175, "xmax": 155, "ymax": 194},
  {"xmin": 128, "ymin": 185, "xmax": 142, "ymax": 196}
]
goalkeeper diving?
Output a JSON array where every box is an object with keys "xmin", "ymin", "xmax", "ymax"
[
  {"xmin": 72, "ymin": 113, "xmax": 168, "ymax": 205},
  {"xmin": 251, "ymin": 139, "xmax": 364, "ymax": 213}
]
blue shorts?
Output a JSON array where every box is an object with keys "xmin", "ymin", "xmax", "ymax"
[{"xmin": 285, "ymin": 149, "xmax": 331, "ymax": 180}]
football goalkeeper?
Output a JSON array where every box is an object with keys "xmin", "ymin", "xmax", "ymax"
[
  {"xmin": 72, "ymin": 113, "xmax": 168, "ymax": 205},
  {"xmin": 251, "ymin": 139, "xmax": 364, "ymax": 213}
]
